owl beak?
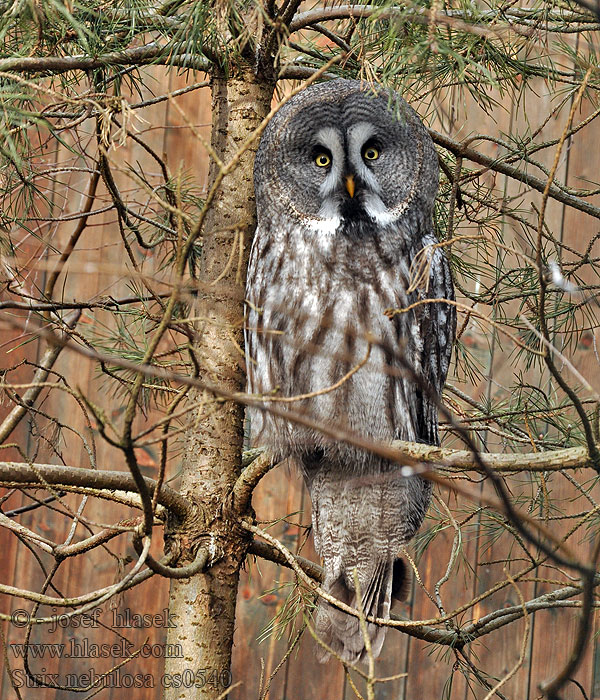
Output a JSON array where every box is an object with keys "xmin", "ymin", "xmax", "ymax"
[{"xmin": 345, "ymin": 175, "xmax": 355, "ymax": 198}]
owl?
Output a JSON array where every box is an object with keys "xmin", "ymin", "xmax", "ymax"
[{"xmin": 245, "ymin": 79, "xmax": 455, "ymax": 663}]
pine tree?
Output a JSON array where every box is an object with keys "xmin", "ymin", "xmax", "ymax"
[{"xmin": 0, "ymin": 2, "xmax": 600, "ymax": 699}]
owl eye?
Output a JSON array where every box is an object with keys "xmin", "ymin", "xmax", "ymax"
[
  {"xmin": 363, "ymin": 146, "xmax": 380, "ymax": 161},
  {"xmin": 315, "ymin": 152, "xmax": 331, "ymax": 168}
]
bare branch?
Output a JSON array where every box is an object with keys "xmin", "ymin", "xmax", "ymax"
[
  {"xmin": 431, "ymin": 129, "xmax": 600, "ymax": 221},
  {"xmin": 0, "ymin": 461, "xmax": 192, "ymax": 519},
  {"xmin": 0, "ymin": 312, "xmax": 80, "ymax": 442},
  {"xmin": 0, "ymin": 43, "xmax": 211, "ymax": 75}
]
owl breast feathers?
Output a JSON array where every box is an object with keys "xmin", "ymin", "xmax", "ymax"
[{"xmin": 245, "ymin": 79, "xmax": 455, "ymax": 663}]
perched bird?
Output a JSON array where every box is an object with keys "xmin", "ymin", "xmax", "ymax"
[{"xmin": 245, "ymin": 79, "xmax": 455, "ymax": 663}]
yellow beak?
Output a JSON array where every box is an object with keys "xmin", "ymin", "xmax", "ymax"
[{"xmin": 345, "ymin": 175, "xmax": 355, "ymax": 198}]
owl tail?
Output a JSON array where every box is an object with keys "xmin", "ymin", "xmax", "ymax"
[
  {"xmin": 304, "ymin": 460, "xmax": 428, "ymax": 664},
  {"xmin": 314, "ymin": 556, "xmax": 409, "ymax": 664}
]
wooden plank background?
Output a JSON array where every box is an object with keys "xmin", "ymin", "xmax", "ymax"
[{"xmin": 1, "ymin": 61, "xmax": 600, "ymax": 700}]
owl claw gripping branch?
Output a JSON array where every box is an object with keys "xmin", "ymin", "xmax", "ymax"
[{"xmin": 245, "ymin": 79, "xmax": 456, "ymax": 663}]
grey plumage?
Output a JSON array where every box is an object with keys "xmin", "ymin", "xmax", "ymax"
[{"xmin": 245, "ymin": 79, "xmax": 455, "ymax": 663}]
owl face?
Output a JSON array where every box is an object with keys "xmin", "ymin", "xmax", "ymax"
[
  {"xmin": 308, "ymin": 121, "xmax": 395, "ymax": 225},
  {"xmin": 254, "ymin": 79, "xmax": 438, "ymax": 237}
]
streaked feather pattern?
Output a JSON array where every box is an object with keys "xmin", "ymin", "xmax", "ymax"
[{"xmin": 246, "ymin": 79, "xmax": 455, "ymax": 663}]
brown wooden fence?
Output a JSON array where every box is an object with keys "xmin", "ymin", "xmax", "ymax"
[{"xmin": 1, "ymin": 65, "xmax": 600, "ymax": 700}]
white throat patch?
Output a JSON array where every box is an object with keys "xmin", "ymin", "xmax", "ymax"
[{"xmin": 306, "ymin": 215, "xmax": 341, "ymax": 237}]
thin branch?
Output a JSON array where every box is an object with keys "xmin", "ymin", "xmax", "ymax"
[
  {"xmin": 289, "ymin": 5, "xmax": 512, "ymax": 38},
  {"xmin": 0, "ymin": 312, "xmax": 80, "ymax": 443},
  {"xmin": 43, "ymin": 170, "xmax": 101, "ymax": 299},
  {"xmin": 430, "ymin": 129, "xmax": 600, "ymax": 221},
  {"xmin": 247, "ymin": 538, "xmax": 324, "ymax": 583},
  {"xmin": 0, "ymin": 43, "xmax": 211, "ymax": 75},
  {"xmin": 0, "ymin": 292, "xmax": 173, "ymax": 311},
  {"xmin": 132, "ymin": 535, "xmax": 209, "ymax": 578},
  {"xmin": 245, "ymin": 521, "xmax": 597, "ymax": 648},
  {"xmin": 0, "ymin": 461, "xmax": 191, "ymax": 519}
]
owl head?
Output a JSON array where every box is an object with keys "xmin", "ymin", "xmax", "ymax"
[{"xmin": 254, "ymin": 79, "xmax": 439, "ymax": 237}]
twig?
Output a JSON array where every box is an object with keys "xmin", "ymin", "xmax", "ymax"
[
  {"xmin": 0, "ymin": 42, "xmax": 211, "ymax": 75},
  {"xmin": 0, "ymin": 461, "xmax": 191, "ymax": 519}
]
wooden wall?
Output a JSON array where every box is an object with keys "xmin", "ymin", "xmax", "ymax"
[{"xmin": 1, "ymin": 62, "xmax": 600, "ymax": 700}]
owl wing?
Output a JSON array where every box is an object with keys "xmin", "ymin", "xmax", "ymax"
[{"xmin": 406, "ymin": 241, "xmax": 456, "ymax": 446}]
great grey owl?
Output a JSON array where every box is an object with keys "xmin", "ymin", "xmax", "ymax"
[{"xmin": 245, "ymin": 79, "xmax": 455, "ymax": 663}]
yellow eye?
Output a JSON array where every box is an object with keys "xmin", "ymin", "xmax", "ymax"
[
  {"xmin": 315, "ymin": 153, "xmax": 331, "ymax": 167},
  {"xmin": 363, "ymin": 146, "xmax": 379, "ymax": 161}
]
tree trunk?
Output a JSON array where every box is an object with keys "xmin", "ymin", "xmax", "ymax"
[{"xmin": 163, "ymin": 67, "xmax": 274, "ymax": 700}]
